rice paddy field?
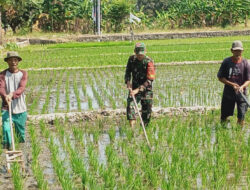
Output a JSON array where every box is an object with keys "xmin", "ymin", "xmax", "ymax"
[{"xmin": 0, "ymin": 35, "xmax": 249, "ymax": 189}]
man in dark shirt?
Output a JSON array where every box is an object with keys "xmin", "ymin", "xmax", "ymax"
[
  {"xmin": 217, "ymin": 41, "xmax": 250, "ymax": 126},
  {"xmin": 125, "ymin": 42, "xmax": 155, "ymax": 127}
]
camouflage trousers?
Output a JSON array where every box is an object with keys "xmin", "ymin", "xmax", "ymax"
[{"xmin": 126, "ymin": 90, "xmax": 153, "ymax": 126}]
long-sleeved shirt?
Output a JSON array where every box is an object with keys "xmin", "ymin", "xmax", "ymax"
[
  {"xmin": 0, "ymin": 69, "xmax": 28, "ymax": 114},
  {"xmin": 124, "ymin": 55, "xmax": 155, "ymax": 90}
]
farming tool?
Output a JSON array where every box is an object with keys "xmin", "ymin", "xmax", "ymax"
[
  {"xmin": 5, "ymin": 102, "xmax": 25, "ymax": 173},
  {"xmin": 239, "ymin": 91, "xmax": 250, "ymax": 107},
  {"xmin": 129, "ymin": 88, "xmax": 152, "ymax": 150}
]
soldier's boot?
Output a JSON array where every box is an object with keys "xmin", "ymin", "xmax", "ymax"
[
  {"xmin": 142, "ymin": 119, "xmax": 149, "ymax": 128},
  {"xmin": 141, "ymin": 110, "xmax": 151, "ymax": 128}
]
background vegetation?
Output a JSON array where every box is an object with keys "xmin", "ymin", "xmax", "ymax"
[{"xmin": 0, "ymin": 0, "xmax": 249, "ymax": 35}]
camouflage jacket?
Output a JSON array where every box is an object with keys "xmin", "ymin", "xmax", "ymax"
[{"xmin": 124, "ymin": 55, "xmax": 155, "ymax": 90}]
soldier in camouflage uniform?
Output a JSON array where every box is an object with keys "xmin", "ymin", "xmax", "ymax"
[{"xmin": 125, "ymin": 42, "xmax": 156, "ymax": 127}]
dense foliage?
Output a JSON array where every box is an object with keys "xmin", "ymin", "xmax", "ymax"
[{"xmin": 0, "ymin": 0, "xmax": 249, "ymax": 34}]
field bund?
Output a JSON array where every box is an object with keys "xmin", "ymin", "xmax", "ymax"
[{"xmin": 17, "ymin": 30, "xmax": 250, "ymax": 44}]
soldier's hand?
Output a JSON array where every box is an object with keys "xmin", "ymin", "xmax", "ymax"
[
  {"xmin": 127, "ymin": 82, "xmax": 132, "ymax": 89},
  {"xmin": 130, "ymin": 88, "xmax": 139, "ymax": 96}
]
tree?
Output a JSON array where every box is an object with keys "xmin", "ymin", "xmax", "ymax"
[
  {"xmin": 105, "ymin": 0, "xmax": 132, "ymax": 32},
  {"xmin": 41, "ymin": 0, "xmax": 92, "ymax": 32},
  {"xmin": 1, "ymin": 0, "xmax": 41, "ymax": 33},
  {"xmin": 0, "ymin": 0, "xmax": 8, "ymax": 44},
  {"xmin": 136, "ymin": 0, "xmax": 176, "ymax": 17}
]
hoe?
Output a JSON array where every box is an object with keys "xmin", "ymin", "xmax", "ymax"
[
  {"xmin": 129, "ymin": 89, "xmax": 151, "ymax": 150},
  {"xmin": 240, "ymin": 91, "xmax": 250, "ymax": 107},
  {"xmin": 5, "ymin": 103, "xmax": 25, "ymax": 172}
]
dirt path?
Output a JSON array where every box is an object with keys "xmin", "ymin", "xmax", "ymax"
[{"xmin": 28, "ymin": 106, "xmax": 219, "ymax": 124}]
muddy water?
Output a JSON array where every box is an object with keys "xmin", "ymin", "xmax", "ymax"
[
  {"xmin": 53, "ymin": 136, "xmax": 73, "ymax": 175},
  {"xmin": 98, "ymin": 133, "xmax": 110, "ymax": 166},
  {"xmin": 69, "ymin": 84, "xmax": 78, "ymax": 111},
  {"xmin": 58, "ymin": 84, "xmax": 67, "ymax": 111},
  {"xmin": 30, "ymin": 80, "xmax": 224, "ymax": 113},
  {"xmin": 86, "ymin": 85, "xmax": 99, "ymax": 109},
  {"xmin": 48, "ymin": 89, "xmax": 57, "ymax": 113},
  {"xmin": 71, "ymin": 126, "xmax": 122, "ymax": 169},
  {"xmin": 37, "ymin": 86, "xmax": 48, "ymax": 114},
  {"xmin": 78, "ymin": 84, "xmax": 88, "ymax": 111}
]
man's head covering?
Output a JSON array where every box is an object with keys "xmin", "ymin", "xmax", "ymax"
[
  {"xmin": 4, "ymin": 51, "xmax": 22, "ymax": 62},
  {"xmin": 231, "ymin": 40, "xmax": 243, "ymax": 51}
]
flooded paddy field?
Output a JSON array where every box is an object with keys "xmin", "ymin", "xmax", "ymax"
[
  {"xmin": 25, "ymin": 64, "xmax": 227, "ymax": 115},
  {"xmin": 0, "ymin": 111, "xmax": 249, "ymax": 189},
  {"xmin": 0, "ymin": 36, "xmax": 249, "ymax": 189}
]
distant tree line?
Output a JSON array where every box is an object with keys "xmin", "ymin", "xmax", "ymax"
[{"xmin": 0, "ymin": 0, "xmax": 249, "ymax": 34}]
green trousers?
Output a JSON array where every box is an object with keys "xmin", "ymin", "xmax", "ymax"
[
  {"xmin": 1, "ymin": 110, "xmax": 27, "ymax": 148},
  {"xmin": 127, "ymin": 90, "xmax": 153, "ymax": 126}
]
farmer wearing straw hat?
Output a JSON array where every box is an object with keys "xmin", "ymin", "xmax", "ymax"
[
  {"xmin": 125, "ymin": 42, "xmax": 155, "ymax": 127},
  {"xmin": 0, "ymin": 52, "xmax": 28, "ymax": 150},
  {"xmin": 217, "ymin": 41, "xmax": 250, "ymax": 127}
]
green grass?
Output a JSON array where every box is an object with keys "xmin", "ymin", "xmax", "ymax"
[
  {"xmin": 1, "ymin": 35, "xmax": 249, "ymax": 69},
  {"xmin": 48, "ymin": 41, "xmax": 133, "ymax": 49}
]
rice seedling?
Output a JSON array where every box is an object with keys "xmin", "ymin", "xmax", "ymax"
[
  {"xmin": 73, "ymin": 73, "xmax": 81, "ymax": 111},
  {"xmin": 65, "ymin": 71, "xmax": 70, "ymax": 112},
  {"xmin": 28, "ymin": 123, "xmax": 49, "ymax": 190},
  {"xmin": 48, "ymin": 137, "xmax": 75, "ymax": 190},
  {"xmin": 108, "ymin": 126, "xmax": 116, "ymax": 142},
  {"xmin": 65, "ymin": 135, "xmax": 88, "ymax": 189},
  {"xmin": 11, "ymin": 163, "xmax": 24, "ymax": 190},
  {"xmin": 87, "ymin": 144, "xmax": 100, "ymax": 172},
  {"xmin": 89, "ymin": 74, "xmax": 105, "ymax": 109},
  {"xmin": 81, "ymin": 75, "xmax": 87, "ymax": 97},
  {"xmin": 92, "ymin": 130, "xmax": 100, "ymax": 145},
  {"xmin": 39, "ymin": 121, "xmax": 75, "ymax": 190},
  {"xmin": 55, "ymin": 70, "xmax": 64, "ymax": 112},
  {"xmin": 41, "ymin": 70, "xmax": 57, "ymax": 114},
  {"xmin": 72, "ymin": 125, "xmax": 85, "ymax": 147},
  {"xmin": 53, "ymin": 120, "xmax": 89, "ymax": 189},
  {"xmin": 85, "ymin": 72, "xmax": 97, "ymax": 110},
  {"xmin": 53, "ymin": 112, "xmax": 247, "ymax": 188}
]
